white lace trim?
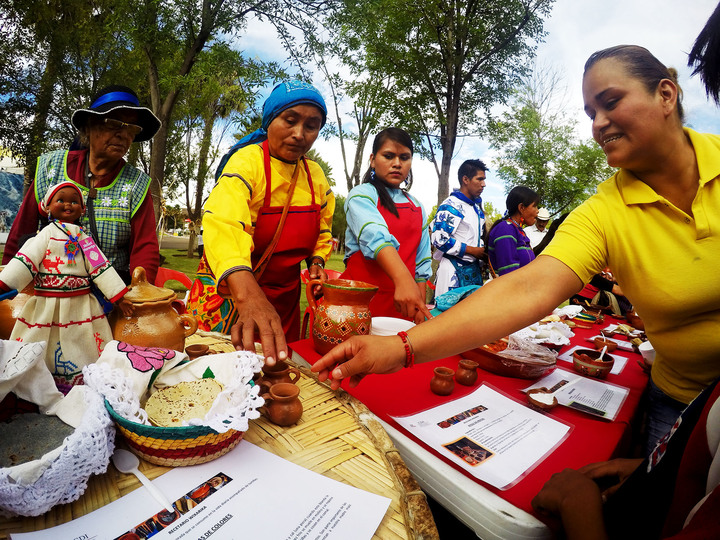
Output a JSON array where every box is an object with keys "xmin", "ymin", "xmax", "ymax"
[
  {"xmin": 84, "ymin": 350, "xmax": 264, "ymax": 433},
  {"xmin": 0, "ymin": 389, "xmax": 115, "ymax": 517}
]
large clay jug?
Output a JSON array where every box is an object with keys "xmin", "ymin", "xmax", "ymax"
[
  {"xmin": 0, "ymin": 269, "xmax": 34, "ymax": 340},
  {"xmin": 110, "ymin": 267, "xmax": 197, "ymax": 351},
  {"xmin": 306, "ymin": 278, "xmax": 378, "ymax": 355}
]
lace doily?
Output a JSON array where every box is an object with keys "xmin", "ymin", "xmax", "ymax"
[
  {"xmin": 0, "ymin": 388, "xmax": 115, "ymax": 517},
  {"xmin": 84, "ymin": 350, "xmax": 264, "ymax": 433}
]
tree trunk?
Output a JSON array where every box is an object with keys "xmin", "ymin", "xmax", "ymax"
[
  {"xmin": 24, "ymin": 44, "xmax": 60, "ymax": 195},
  {"xmin": 149, "ymin": 119, "xmax": 169, "ymax": 223}
]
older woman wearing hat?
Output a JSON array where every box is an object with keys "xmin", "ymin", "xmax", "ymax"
[
  {"xmin": 188, "ymin": 81, "xmax": 335, "ymax": 365},
  {"xmin": 3, "ymin": 85, "xmax": 162, "ymax": 285}
]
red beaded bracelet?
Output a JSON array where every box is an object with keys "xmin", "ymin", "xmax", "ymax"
[{"xmin": 397, "ymin": 331, "xmax": 415, "ymax": 368}]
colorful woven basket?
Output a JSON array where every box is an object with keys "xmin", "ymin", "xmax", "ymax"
[{"xmin": 105, "ymin": 402, "xmax": 244, "ymax": 467}]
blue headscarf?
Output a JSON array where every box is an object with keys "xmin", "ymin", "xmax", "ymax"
[{"xmin": 215, "ymin": 81, "xmax": 327, "ymax": 180}]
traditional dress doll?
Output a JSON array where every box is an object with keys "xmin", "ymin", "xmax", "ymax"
[{"xmin": 0, "ymin": 181, "xmax": 132, "ymax": 391}]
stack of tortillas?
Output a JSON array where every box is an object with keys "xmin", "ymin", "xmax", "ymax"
[{"xmin": 145, "ymin": 379, "xmax": 223, "ymax": 427}]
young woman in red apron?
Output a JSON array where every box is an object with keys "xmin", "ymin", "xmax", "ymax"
[{"xmin": 341, "ymin": 128, "xmax": 432, "ymax": 324}]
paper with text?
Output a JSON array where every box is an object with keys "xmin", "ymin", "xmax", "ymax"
[
  {"xmin": 391, "ymin": 385, "xmax": 570, "ymax": 489},
  {"xmin": 11, "ymin": 443, "xmax": 390, "ymax": 540},
  {"xmin": 524, "ymin": 369, "xmax": 629, "ymax": 421}
]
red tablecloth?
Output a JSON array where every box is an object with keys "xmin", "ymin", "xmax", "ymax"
[{"xmin": 290, "ymin": 319, "xmax": 649, "ymax": 517}]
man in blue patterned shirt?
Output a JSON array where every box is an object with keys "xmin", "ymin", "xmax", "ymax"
[{"xmin": 431, "ymin": 160, "xmax": 488, "ymax": 296}]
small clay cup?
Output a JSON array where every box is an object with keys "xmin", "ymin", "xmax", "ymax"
[
  {"xmin": 430, "ymin": 367, "xmax": 455, "ymax": 396},
  {"xmin": 258, "ymin": 360, "xmax": 301, "ymax": 392},
  {"xmin": 592, "ymin": 338, "xmax": 618, "ymax": 353},
  {"xmin": 455, "ymin": 359, "xmax": 479, "ymax": 386},
  {"xmin": 572, "ymin": 348, "xmax": 615, "ymax": 379},
  {"xmin": 185, "ymin": 344, "xmax": 210, "ymax": 360},
  {"xmin": 260, "ymin": 382, "xmax": 303, "ymax": 426},
  {"xmin": 527, "ymin": 388, "xmax": 558, "ymax": 411}
]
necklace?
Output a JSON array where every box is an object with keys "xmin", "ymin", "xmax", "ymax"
[{"xmin": 56, "ymin": 221, "xmax": 81, "ymax": 266}]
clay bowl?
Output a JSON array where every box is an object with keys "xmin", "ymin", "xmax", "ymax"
[
  {"xmin": 572, "ymin": 348, "xmax": 615, "ymax": 379},
  {"xmin": 527, "ymin": 388, "xmax": 558, "ymax": 411},
  {"xmin": 460, "ymin": 339, "xmax": 556, "ymax": 380},
  {"xmin": 592, "ymin": 338, "xmax": 618, "ymax": 352}
]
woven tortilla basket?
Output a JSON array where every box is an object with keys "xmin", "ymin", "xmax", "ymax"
[{"xmin": 105, "ymin": 402, "xmax": 243, "ymax": 467}]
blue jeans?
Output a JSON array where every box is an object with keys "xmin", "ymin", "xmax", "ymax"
[{"xmin": 644, "ymin": 378, "xmax": 687, "ymax": 456}]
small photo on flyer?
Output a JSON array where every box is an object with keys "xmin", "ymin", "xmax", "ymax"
[{"xmin": 442, "ymin": 436, "xmax": 494, "ymax": 467}]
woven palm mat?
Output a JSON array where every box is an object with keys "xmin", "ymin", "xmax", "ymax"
[{"xmin": 0, "ymin": 331, "xmax": 438, "ymax": 539}]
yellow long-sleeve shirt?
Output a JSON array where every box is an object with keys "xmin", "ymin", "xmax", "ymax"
[{"xmin": 203, "ymin": 143, "xmax": 335, "ymax": 290}]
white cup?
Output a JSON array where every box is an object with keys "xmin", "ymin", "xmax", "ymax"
[{"xmin": 638, "ymin": 341, "xmax": 655, "ymax": 366}]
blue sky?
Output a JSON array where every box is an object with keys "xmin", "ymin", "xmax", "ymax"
[{"xmin": 231, "ymin": 0, "xmax": 720, "ymax": 214}]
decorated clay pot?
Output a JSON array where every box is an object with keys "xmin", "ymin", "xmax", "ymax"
[
  {"xmin": 260, "ymin": 382, "xmax": 303, "ymax": 426},
  {"xmin": 258, "ymin": 360, "xmax": 301, "ymax": 392},
  {"xmin": 455, "ymin": 359, "xmax": 479, "ymax": 386},
  {"xmin": 0, "ymin": 272, "xmax": 34, "ymax": 340},
  {"xmin": 572, "ymin": 348, "xmax": 615, "ymax": 379},
  {"xmin": 430, "ymin": 366, "xmax": 455, "ymax": 396},
  {"xmin": 306, "ymin": 278, "xmax": 378, "ymax": 355},
  {"xmin": 110, "ymin": 267, "xmax": 197, "ymax": 352}
]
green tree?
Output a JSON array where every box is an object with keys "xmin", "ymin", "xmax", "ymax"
[
  {"xmin": 327, "ymin": 0, "xmax": 555, "ymax": 206},
  {"xmin": 488, "ymin": 66, "xmax": 614, "ymax": 213},
  {"xmin": 331, "ymin": 194, "xmax": 347, "ymax": 252},
  {"xmin": 129, "ymin": 0, "xmax": 329, "ymax": 221},
  {"xmin": 483, "ymin": 201, "xmax": 502, "ymax": 227},
  {"xmin": 160, "ymin": 45, "xmax": 285, "ymax": 257},
  {"xmin": 0, "ymin": 0, "xmax": 133, "ymax": 190},
  {"xmin": 304, "ymin": 35, "xmax": 395, "ymax": 191}
]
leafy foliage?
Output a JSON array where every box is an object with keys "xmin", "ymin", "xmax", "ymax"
[
  {"xmin": 319, "ymin": 0, "xmax": 555, "ymax": 206},
  {"xmin": 488, "ymin": 65, "xmax": 614, "ymax": 214}
]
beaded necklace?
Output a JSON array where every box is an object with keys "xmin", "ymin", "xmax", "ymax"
[{"xmin": 55, "ymin": 221, "xmax": 81, "ymax": 266}]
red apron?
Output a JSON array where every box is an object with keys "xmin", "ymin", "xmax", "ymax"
[
  {"xmin": 341, "ymin": 193, "xmax": 422, "ymax": 319},
  {"xmin": 188, "ymin": 141, "xmax": 320, "ymax": 341}
]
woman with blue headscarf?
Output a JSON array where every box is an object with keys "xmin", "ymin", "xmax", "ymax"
[{"xmin": 188, "ymin": 81, "xmax": 335, "ymax": 364}]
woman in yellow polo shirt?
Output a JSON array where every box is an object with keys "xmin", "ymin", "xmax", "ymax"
[{"xmin": 313, "ymin": 44, "xmax": 720, "ymax": 457}]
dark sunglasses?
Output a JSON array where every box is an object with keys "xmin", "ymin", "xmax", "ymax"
[{"xmin": 103, "ymin": 118, "xmax": 143, "ymax": 136}]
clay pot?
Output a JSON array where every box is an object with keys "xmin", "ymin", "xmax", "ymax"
[
  {"xmin": 258, "ymin": 360, "xmax": 301, "ymax": 393},
  {"xmin": 430, "ymin": 366, "xmax": 455, "ymax": 396},
  {"xmin": 455, "ymin": 359, "xmax": 479, "ymax": 386},
  {"xmin": 572, "ymin": 348, "xmax": 615, "ymax": 379},
  {"xmin": 260, "ymin": 382, "xmax": 303, "ymax": 426},
  {"xmin": 0, "ymin": 274, "xmax": 34, "ymax": 340},
  {"xmin": 110, "ymin": 267, "xmax": 197, "ymax": 352},
  {"xmin": 306, "ymin": 278, "xmax": 378, "ymax": 355},
  {"xmin": 185, "ymin": 344, "xmax": 209, "ymax": 360}
]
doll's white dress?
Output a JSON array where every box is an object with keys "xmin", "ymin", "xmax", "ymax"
[{"xmin": 0, "ymin": 221, "xmax": 127, "ymax": 388}]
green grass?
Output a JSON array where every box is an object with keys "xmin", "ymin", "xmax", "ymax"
[{"xmin": 159, "ymin": 249, "xmax": 201, "ymax": 293}]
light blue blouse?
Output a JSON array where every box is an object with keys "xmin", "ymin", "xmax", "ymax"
[{"xmin": 344, "ymin": 183, "xmax": 432, "ymax": 281}]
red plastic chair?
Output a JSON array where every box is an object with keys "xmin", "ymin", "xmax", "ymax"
[
  {"xmin": 155, "ymin": 267, "xmax": 193, "ymax": 311},
  {"xmin": 301, "ymin": 268, "xmax": 342, "ymax": 338}
]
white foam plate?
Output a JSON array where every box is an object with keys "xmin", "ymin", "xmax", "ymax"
[{"xmin": 370, "ymin": 317, "xmax": 415, "ymax": 336}]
